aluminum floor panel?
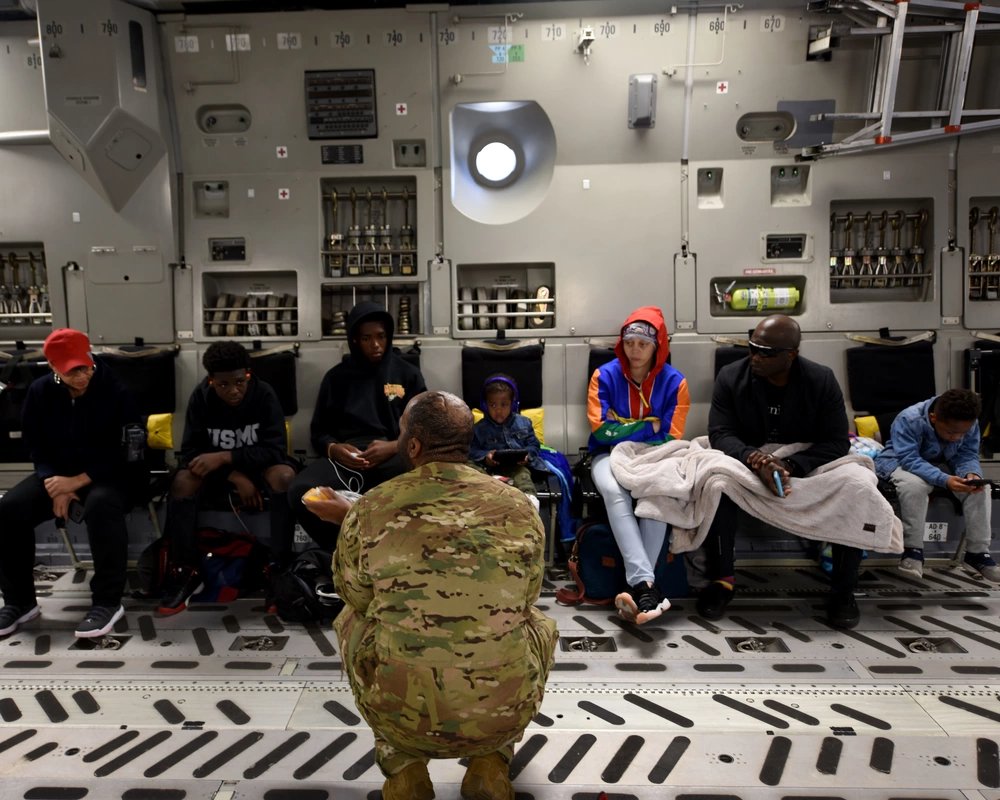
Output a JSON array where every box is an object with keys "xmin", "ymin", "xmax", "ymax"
[{"xmin": 0, "ymin": 564, "xmax": 998, "ymax": 799}]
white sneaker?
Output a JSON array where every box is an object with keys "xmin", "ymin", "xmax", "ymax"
[
  {"xmin": 978, "ymin": 563, "xmax": 1000, "ymax": 584},
  {"xmin": 963, "ymin": 553, "xmax": 1000, "ymax": 584},
  {"xmin": 898, "ymin": 554, "xmax": 924, "ymax": 579}
]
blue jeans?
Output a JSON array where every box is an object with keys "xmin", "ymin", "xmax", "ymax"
[{"xmin": 591, "ymin": 452, "xmax": 667, "ymax": 587}]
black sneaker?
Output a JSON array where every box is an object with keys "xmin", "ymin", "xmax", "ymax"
[
  {"xmin": 75, "ymin": 604, "xmax": 125, "ymax": 638},
  {"xmin": 157, "ymin": 568, "xmax": 204, "ymax": 616},
  {"xmin": 696, "ymin": 581, "xmax": 735, "ymax": 621},
  {"xmin": 614, "ymin": 581, "xmax": 670, "ymax": 624},
  {"xmin": 826, "ymin": 591, "xmax": 860, "ymax": 629},
  {"xmin": 0, "ymin": 604, "xmax": 41, "ymax": 636}
]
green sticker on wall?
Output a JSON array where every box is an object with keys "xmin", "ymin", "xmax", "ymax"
[{"xmin": 508, "ymin": 44, "xmax": 524, "ymax": 62}]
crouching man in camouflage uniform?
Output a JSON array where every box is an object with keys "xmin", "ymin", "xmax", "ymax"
[{"xmin": 333, "ymin": 390, "xmax": 558, "ymax": 800}]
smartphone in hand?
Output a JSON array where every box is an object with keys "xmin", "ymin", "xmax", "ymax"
[
  {"xmin": 772, "ymin": 470, "xmax": 785, "ymax": 497},
  {"xmin": 67, "ymin": 499, "xmax": 85, "ymax": 524},
  {"xmin": 964, "ymin": 479, "xmax": 993, "ymax": 488}
]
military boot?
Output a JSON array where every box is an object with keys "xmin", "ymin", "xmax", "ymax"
[
  {"xmin": 382, "ymin": 760, "xmax": 434, "ymax": 800},
  {"xmin": 461, "ymin": 751, "xmax": 514, "ymax": 800}
]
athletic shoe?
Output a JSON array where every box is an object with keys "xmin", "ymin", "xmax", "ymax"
[
  {"xmin": 75, "ymin": 604, "xmax": 124, "ymax": 638},
  {"xmin": 614, "ymin": 581, "xmax": 670, "ymax": 625},
  {"xmin": 461, "ymin": 751, "xmax": 514, "ymax": 800},
  {"xmin": 826, "ymin": 591, "xmax": 860, "ymax": 629},
  {"xmin": 157, "ymin": 568, "xmax": 204, "ymax": 616},
  {"xmin": 696, "ymin": 580, "xmax": 735, "ymax": 621},
  {"xmin": 0, "ymin": 604, "xmax": 41, "ymax": 637},
  {"xmin": 382, "ymin": 760, "xmax": 434, "ymax": 800},
  {"xmin": 963, "ymin": 552, "xmax": 1000, "ymax": 584},
  {"xmin": 897, "ymin": 547, "xmax": 924, "ymax": 579}
]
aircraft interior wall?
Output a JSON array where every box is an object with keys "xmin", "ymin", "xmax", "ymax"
[
  {"xmin": 0, "ymin": 0, "xmax": 998, "ymax": 462},
  {"xmin": 3, "ymin": 5, "xmax": 1000, "ymax": 799}
]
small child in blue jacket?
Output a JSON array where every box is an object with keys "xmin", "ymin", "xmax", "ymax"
[
  {"xmin": 469, "ymin": 374, "xmax": 547, "ymax": 510},
  {"xmin": 875, "ymin": 388, "xmax": 998, "ymax": 583}
]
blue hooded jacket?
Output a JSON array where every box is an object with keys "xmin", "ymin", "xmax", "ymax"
[{"xmin": 874, "ymin": 396, "xmax": 982, "ymax": 486}]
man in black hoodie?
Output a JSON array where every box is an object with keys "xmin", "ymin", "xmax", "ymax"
[
  {"xmin": 157, "ymin": 341, "xmax": 299, "ymax": 615},
  {"xmin": 0, "ymin": 328, "xmax": 140, "ymax": 638},
  {"xmin": 289, "ymin": 302, "xmax": 426, "ymax": 550}
]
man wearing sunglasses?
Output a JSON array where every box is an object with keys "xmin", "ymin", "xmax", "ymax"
[{"xmin": 699, "ymin": 314, "xmax": 863, "ymax": 628}]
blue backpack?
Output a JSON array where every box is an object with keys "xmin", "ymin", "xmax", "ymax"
[{"xmin": 556, "ymin": 518, "xmax": 688, "ymax": 606}]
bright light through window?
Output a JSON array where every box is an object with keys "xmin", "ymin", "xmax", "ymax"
[{"xmin": 475, "ymin": 141, "xmax": 518, "ymax": 183}]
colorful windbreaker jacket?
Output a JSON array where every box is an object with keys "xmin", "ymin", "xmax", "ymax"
[{"xmin": 586, "ymin": 305, "xmax": 690, "ymax": 453}]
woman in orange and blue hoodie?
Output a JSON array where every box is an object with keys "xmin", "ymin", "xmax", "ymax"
[{"xmin": 587, "ymin": 306, "xmax": 690, "ymax": 624}]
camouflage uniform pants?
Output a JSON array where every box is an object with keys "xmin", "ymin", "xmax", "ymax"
[{"xmin": 336, "ymin": 606, "xmax": 556, "ymax": 777}]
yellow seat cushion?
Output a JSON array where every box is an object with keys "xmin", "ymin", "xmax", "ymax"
[
  {"xmin": 854, "ymin": 415, "xmax": 880, "ymax": 441},
  {"xmin": 471, "ymin": 407, "xmax": 544, "ymax": 445},
  {"xmin": 146, "ymin": 413, "xmax": 174, "ymax": 450}
]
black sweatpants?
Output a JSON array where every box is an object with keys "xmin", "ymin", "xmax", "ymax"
[
  {"xmin": 0, "ymin": 473, "xmax": 129, "ymax": 608},
  {"xmin": 164, "ymin": 483, "xmax": 295, "ymax": 568},
  {"xmin": 702, "ymin": 494, "xmax": 863, "ymax": 595}
]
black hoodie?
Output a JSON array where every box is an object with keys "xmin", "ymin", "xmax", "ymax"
[
  {"xmin": 309, "ymin": 301, "xmax": 427, "ymax": 455},
  {"xmin": 23, "ymin": 363, "xmax": 138, "ymax": 483}
]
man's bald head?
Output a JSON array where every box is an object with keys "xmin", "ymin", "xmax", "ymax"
[
  {"xmin": 748, "ymin": 314, "xmax": 800, "ymax": 385},
  {"xmin": 754, "ymin": 314, "xmax": 801, "ymax": 350},
  {"xmin": 400, "ymin": 391, "xmax": 474, "ymax": 466}
]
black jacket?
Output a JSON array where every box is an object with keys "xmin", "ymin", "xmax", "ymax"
[
  {"xmin": 310, "ymin": 301, "xmax": 427, "ymax": 455},
  {"xmin": 181, "ymin": 376, "xmax": 292, "ymax": 475},
  {"xmin": 708, "ymin": 355, "xmax": 849, "ymax": 477},
  {"xmin": 23, "ymin": 364, "xmax": 139, "ymax": 483}
]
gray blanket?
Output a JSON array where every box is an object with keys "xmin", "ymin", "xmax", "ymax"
[{"xmin": 609, "ymin": 437, "xmax": 903, "ymax": 555}]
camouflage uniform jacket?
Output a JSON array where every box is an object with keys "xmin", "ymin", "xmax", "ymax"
[{"xmin": 334, "ymin": 461, "xmax": 558, "ymax": 759}]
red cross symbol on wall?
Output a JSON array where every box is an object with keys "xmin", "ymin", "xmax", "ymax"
[
  {"xmin": 396, "ymin": 102, "xmax": 408, "ymax": 115},
  {"xmin": 276, "ymin": 146, "xmax": 287, "ymax": 157},
  {"xmin": 716, "ymin": 81, "xmax": 728, "ymax": 94},
  {"xmin": 278, "ymin": 189, "xmax": 289, "ymax": 199}
]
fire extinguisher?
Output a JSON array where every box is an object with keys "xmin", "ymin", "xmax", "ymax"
[{"xmin": 728, "ymin": 285, "xmax": 800, "ymax": 311}]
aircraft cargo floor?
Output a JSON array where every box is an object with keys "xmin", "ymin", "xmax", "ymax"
[{"xmin": 1, "ymin": 561, "xmax": 999, "ymax": 799}]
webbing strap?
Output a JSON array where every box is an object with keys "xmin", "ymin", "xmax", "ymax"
[{"xmin": 844, "ymin": 330, "xmax": 935, "ymax": 346}]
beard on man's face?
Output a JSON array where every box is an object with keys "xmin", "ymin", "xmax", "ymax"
[{"xmin": 398, "ymin": 431, "xmax": 413, "ymax": 469}]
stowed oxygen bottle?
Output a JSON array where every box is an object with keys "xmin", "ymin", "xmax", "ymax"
[{"xmin": 728, "ymin": 285, "xmax": 800, "ymax": 311}]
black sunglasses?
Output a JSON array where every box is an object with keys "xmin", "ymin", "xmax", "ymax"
[{"xmin": 748, "ymin": 341, "xmax": 793, "ymax": 358}]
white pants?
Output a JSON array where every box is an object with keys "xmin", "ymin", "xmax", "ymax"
[
  {"xmin": 591, "ymin": 452, "xmax": 667, "ymax": 587},
  {"xmin": 888, "ymin": 467, "xmax": 992, "ymax": 553}
]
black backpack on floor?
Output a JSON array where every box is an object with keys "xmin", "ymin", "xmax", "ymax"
[{"xmin": 270, "ymin": 549, "xmax": 343, "ymax": 623}]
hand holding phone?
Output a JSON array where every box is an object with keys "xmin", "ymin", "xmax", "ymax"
[
  {"xmin": 772, "ymin": 470, "xmax": 785, "ymax": 497},
  {"xmin": 964, "ymin": 478, "xmax": 992, "ymax": 488}
]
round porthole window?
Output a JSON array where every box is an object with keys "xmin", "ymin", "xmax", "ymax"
[
  {"xmin": 469, "ymin": 135, "xmax": 523, "ymax": 188},
  {"xmin": 450, "ymin": 101, "xmax": 556, "ymax": 224}
]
